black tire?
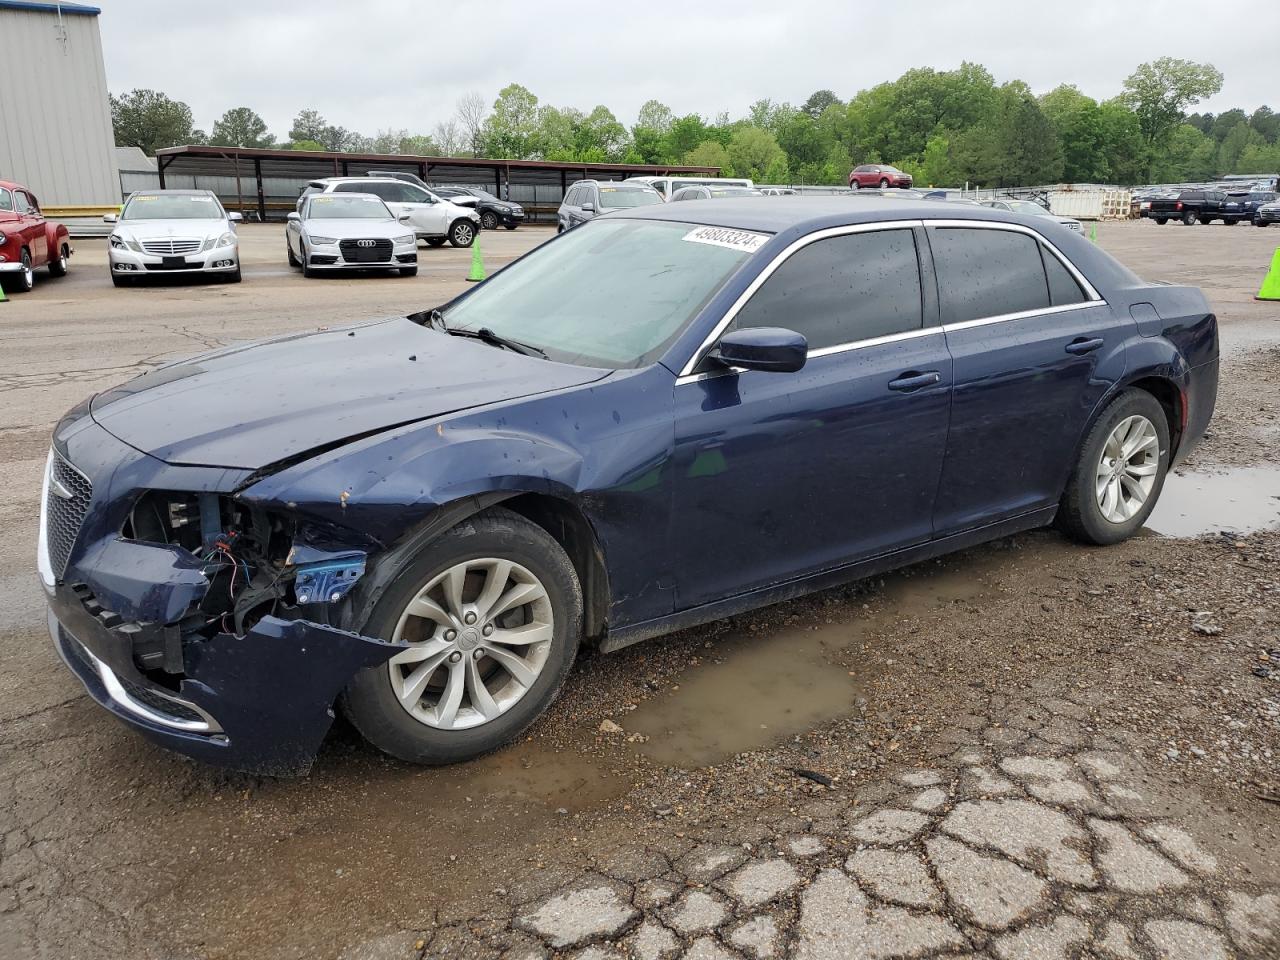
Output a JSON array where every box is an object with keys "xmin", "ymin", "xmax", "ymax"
[
  {"xmin": 448, "ymin": 219, "xmax": 476, "ymax": 248},
  {"xmin": 1182, "ymin": 211, "xmax": 1197, "ymax": 225},
  {"xmin": 1055, "ymin": 389, "xmax": 1171, "ymax": 546},
  {"xmin": 1224, "ymin": 218, "xmax": 1237, "ymax": 226},
  {"xmin": 301, "ymin": 242, "xmax": 318, "ymax": 279},
  {"xmin": 1199, "ymin": 216, "xmax": 1213, "ymax": 225},
  {"xmin": 110, "ymin": 272, "xmax": 133, "ymax": 288},
  {"xmin": 48, "ymin": 243, "xmax": 70, "ymax": 277},
  {"xmin": 5, "ymin": 249, "xmax": 36, "ymax": 293},
  {"xmin": 342, "ymin": 508, "xmax": 583, "ymax": 764},
  {"xmin": 504, "ymin": 224, "xmax": 518, "ymax": 230},
  {"xmin": 286, "ymin": 239, "xmax": 300, "ymax": 267},
  {"xmin": 425, "ymin": 237, "xmax": 446, "ymax": 247},
  {"xmin": 398, "ymin": 266, "xmax": 418, "ymax": 277},
  {"xmin": 221, "ymin": 264, "xmax": 242, "ymax": 283},
  {"xmin": 480, "ymin": 210, "xmax": 499, "ymax": 231},
  {"xmin": 1154, "ymin": 217, "xmax": 1168, "ymax": 225}
]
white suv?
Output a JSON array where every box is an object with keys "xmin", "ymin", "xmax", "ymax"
[{"xmin": 300, "ymin": 178, "xmax": 480, "ymax": 247}]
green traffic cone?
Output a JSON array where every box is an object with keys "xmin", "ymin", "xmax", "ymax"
[
  {"xmin": 1257, "ymin": 247, "xmax": 1280, "ymax": 301},
  {"xmin": 1089, "ymin": 223, "xmax": 1097, "ymax": 243},
  {"xmin": 0, "ymin": 281, "xmax": 7, "ymax": 303},
  {"xmin": 466, "ymin": 234, "xmax": 486, "ymax": 282}
]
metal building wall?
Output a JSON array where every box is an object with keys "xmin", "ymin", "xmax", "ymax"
[{"xmin": 0, "ymin": 4, "xmax": 119, "ymax": 205}]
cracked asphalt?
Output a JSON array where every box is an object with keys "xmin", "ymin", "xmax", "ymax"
[{"xmin": 1, "ymin": 221, "xmax": 1279, "ymax": 959}]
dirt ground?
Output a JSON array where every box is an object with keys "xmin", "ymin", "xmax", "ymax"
[{"xmin": 1, "ymin": 219, "xmax": 1278, "ymax": 960}]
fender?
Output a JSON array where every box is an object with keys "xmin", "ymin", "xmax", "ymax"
[{"xmin": 43, "ymin": 221, "xmax": 71, "ymax": 265}]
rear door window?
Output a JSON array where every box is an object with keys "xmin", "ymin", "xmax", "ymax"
[
  {"xmin": 1041, "ymin": 247, "xmax": 1087, "ymax": 307},
  {"xmin": 733, "ymin": 228, "xmax": 923, "ymax": 351},
  {"xmin": 929, "ymin": 227, "xmax": 1051, "ymax": 324}
]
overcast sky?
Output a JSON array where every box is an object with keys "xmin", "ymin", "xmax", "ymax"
[{"xmin": 95, "ymin": 0, "xmax": 1272, "ymax": 138}]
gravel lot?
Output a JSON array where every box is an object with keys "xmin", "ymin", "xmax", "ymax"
[{"xmin": 1, "ymin": 220, "xmax": 1278, "ymax": 959}]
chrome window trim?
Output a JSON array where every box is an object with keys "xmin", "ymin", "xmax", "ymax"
[
  {"xmin": 675, "ymin": 217, "xmax": 1104, "ymax": 383},
  {"xmin": 677, "ymin": 219, "xmax": 926, "ymax": 378}
]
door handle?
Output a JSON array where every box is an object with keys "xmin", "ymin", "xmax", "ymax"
[
  {"xmin": 887, "ymin": 370, "xmax": 942, "ymax": 392},
  {"xmin": 1065, "ymin": 337, "xmax": 1104, "ymax": 355}
]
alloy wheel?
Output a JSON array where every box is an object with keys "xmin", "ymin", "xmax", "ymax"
[
  {"xmin": 1095, "ymin": 415, "xmax": 1159, "ymax": 523},
  {"xmin": 454, "ymin": 223, "xmax": 474, "ymax": 246},
  {"xmin": 387, "ymin": 558, "xmax": 554, "ymax": 730}
]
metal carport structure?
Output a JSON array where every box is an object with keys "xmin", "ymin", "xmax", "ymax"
[{"xmin": 153, "ymin": 146, "xmax": 721, "ymax": 223}]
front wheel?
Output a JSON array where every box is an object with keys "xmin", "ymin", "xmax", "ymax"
[
  {"xmin": 48, "ymin": 243, "xmax": 70, "ymax": 277},
  {"xmin": 286, "ymin": 239, "xmax": 300, "ymax": 267},
  {"xmin": 504, "ymin": 224, "xmax": 518, "ymax": 230},
  {"xmin": 449, "ymin": 220, "xmax": 476, "ymax": 248},
  {"xmin": 1224, "ymin": 219, "xmax": 1237, "ymax": 226},
  {"xmin": 399, "ymin": 266, "xmax": 418, "ymax": 277},
  {"xmin": 1154, "ymin": 217, "xmax": 1168, "ymax": 225},
  {"xmin": 1256, "ymin": 219, "xmax": 1268, "ymax": 227},
  {"xmin": 879, "ymin": 178, "xmax": 890, "ymax": 188},
  {"xmin": 850, "ymin": 180, "xmax": 861, "ymax": 190},
  {"xmin": 343, "ymin": 508, "xmax": 583, "ymax": 764},
  {"xmin": 5, "ymin": 249, "xmax": 36, "ymax": 293},
  {"xmin": 1055, "ymin": 389, "xmax": 1170, "ymax": 546},
  {"xmin": 480, "ymin": 210, "xmax": 499, "ymax": 230}
]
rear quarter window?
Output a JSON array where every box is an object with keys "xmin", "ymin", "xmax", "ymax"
[{"xmin": 929, "ymin": 227, "xmax": 1051, "ymax": 324}]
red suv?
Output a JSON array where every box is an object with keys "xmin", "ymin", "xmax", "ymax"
[
  {"xmin": 0, "ymin": 180, "xmax": 72, "ymax": 294},
  {"xmin": 848, "ymin": 164, "xmax": 913, "ymax": 189}
]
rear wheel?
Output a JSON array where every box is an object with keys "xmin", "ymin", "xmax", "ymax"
[
  {"xmin": 1154, "ymin": 217, "xmax": 1169, "ymax": 225},
  {"xmin": 449, "ymin": 220, "xmax": 476, "ymax": 248},
  {"xmin": 1182, "ymin": 210, "xmax": 1197, "ymax": 225},
  {"xmin": 48, "ymin": 243, "xmax": 69, "ymax": 277},
  {"xmin": 343, "ymin": 508, "xmax": 582, "ymax": 764},
  {"xmin": 1056, "ymin": 389, "xmax": 1170, "ymax": 546},
  {"xmin": 504, "ymin": 224, "xmax": 518, "ymax": 230},
  {"xmin": 1224, "ymin": 218, "xmax": 1237, "ymax": 226},
  {"xmin": 1199, "ymin": 216, "xmax": 1213, "ymax": 225},
  {"xmin": 425, "ymin": 237, "xmax": 446, "ymax": 247}
]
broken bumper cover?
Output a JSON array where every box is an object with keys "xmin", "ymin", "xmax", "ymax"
[{"xmin": 48, "ymin": 583, "xmax": 399, "ymax": 776}]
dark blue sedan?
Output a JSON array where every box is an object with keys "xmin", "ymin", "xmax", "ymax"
[{"xmin": 40, "ymin": 198, "xmax": 1218, "ymax": 773}]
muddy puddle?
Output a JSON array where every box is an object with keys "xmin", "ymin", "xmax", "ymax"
[
  {"xmin": 627, "ymin": 560, "xmax": 991, "ymax": 767},
  {"xmin": 1147, "ymin": 465, "xmax": 1280, "ymax": 537}
]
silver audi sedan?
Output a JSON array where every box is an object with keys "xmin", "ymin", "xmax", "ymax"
[
  {"xmin": 286, "ymin": 193, "xmax": 419, "ymax": 278},
  {"xmin": 105, "ymin": 189, "xmax": 243, "ymax": 286}
]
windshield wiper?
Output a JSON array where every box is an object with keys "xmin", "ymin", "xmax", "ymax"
[{"xmin": 446, "ymin": 325, "xmax": 547, "ymax": 359}]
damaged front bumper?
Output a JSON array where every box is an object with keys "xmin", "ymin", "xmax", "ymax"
[{"xmin": 41, "ymin": 414, "xmax": 402, "ymax": 776}]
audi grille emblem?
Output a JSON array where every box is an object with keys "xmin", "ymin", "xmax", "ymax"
[{"xmin": 357, "ymin": 239, "xmax": 376, "ymax": 247}]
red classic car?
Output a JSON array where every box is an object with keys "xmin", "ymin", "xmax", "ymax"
[
  {"xmin": 848, "ymin": 164, "xmax": 914, "ymax": 189},
  {"xmin": 0, "ymin": 180, "xmax": 72, "ymax": 294}
]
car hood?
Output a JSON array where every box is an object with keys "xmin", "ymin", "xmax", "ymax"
[
  {"xmin": 301, "ymin": 218, "xmax": 409, "ymax": 239},
  {"xmin": 113, "ymin": 218, "xmax": 231, "ymax": 238},
  {"xmin": 90, "ymin": 318, "xmax": 610, "ymax": 470}
]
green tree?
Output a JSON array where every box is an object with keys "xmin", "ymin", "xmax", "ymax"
[
  {"xmin": 210, "ymin": 107, "xmax": 273, "ymax": 148},
  {"xmin": 801, "ymin": 89, "xmax": 840, "ymax": 119},
  {"xmin": 683, "ymin": 140, "xmax": 732, "ymax": 174},
  {"xmin": 480, "ymin": 84, "xmax": 540, "ymax": 159},
  {"xmin": 1218, "ymin": 122, "xmax": 1265, "ymax": 173},
  {"xmin": 1249, "ymin": 106, "xmax": 1280, "ymax": 143},
  {"xmin": 289, "ymin": 109, "xmax": 328, "ymax": 143},
  {"xmin": 954, "ymin": 86, "xmax": 1062, "ymax": 187},
  {"xmin": 534, "ymin": 105, "xmax": 580, "ymax": 160},
  {"xmin": 577, "ymin": 105, "xmax": 630, "ymax": 161},
  {"xmin": 635, "ymin": 99, "xmax": 674, "ymax": 134},
  {"xmin": 666, "ymin": 115, "xmax": 714, "ymax": 159},
  {"xmin": 1097, "ymin": 100, "xmax": 1148, "ymax": 184},
  {"xmin": 1121, "ymin": 58, "xmax": 1223, "ymax": 153},
  {"xmin": 110, "ymin": 89, "xmax": 197, "ymax": 153},
  {"xmin": 727, "ymin": 127, "xmax": 786, "ymax": 181},
  {"xmin": 286, "ymin": 139, "xmax": 325, "ymax": 151},
  {"xmin": 1149, "ymin": 123, "xmax": 1216, "ymax": 181},
  {"xmin": 398, "ymin": 134, "xmax": 439, "ymax": 156},
  {"xmin": 1039, "ymin": 85, "xmax": 1110, "ymax": 182},
  {"xmin": 1209, "ymin": 108, "xmax": 1247, "ymax": 142}
]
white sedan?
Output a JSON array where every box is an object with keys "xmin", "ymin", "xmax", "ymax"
[
  {"xmin": 980, "ymin": 198, "xmax": 1083, "ymax": 233},
  {"xmin": 105, "ymin": 190, "xmax": 242, "ymax": 286},
  {"xmin": 287, "ymin": 194, "xmax": 419, "ymax": 278}
]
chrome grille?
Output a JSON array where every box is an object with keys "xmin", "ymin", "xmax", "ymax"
[
  {"xmin": 45, "ymin": 451, "xmax": 92, "ymax": 578},
  {"xmin": 141, "ymin": 238, "xmax": 201, "ymax": 255}
]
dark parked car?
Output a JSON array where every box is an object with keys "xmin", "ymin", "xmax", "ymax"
[
  {"xmin": 1147, "ymin": 189, "xmax": 1232, "ymax": 225},
  {"xmin": 429, "ymin": 185, "xmax": 526, "ymax": 231},
  {"xmin": 41, "ymin": 198, "xmax": 1218, "ymax": 773},
  {"xmin": 848, "ymin": 164, "xmax": 913, "ymax": 189},
  {"xmin": 1223, "ymin": 190, "xmax": 1276, "ymax": 223},
  {"xmin": 556, "ymin": 180, "xmax": 661, "ymax": 231},
  {"xmin": 670, "ymin": 185, "xmax": 765, "ymax": 200}
]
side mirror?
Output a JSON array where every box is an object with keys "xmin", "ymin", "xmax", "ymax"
[
  {"xmin": 581, "ymin": 202, "xmax": 596, "ymax": 213},
  {"xmin": 398, "ymin": 213, "xmax": 412, "ymax": 222},
  {"xmin": 708, "ymin": 327, "xmax": 807, "ymax": 374},
  {"xmin": 286, "ymin": 211, "xmax": 301, "ymax": 221},
  {"xmin": 228, "ymin": 211, "xmax": 244, "ymax": 222},
  {"xmin": 102, "ymin": 213, "xmax": 118, "ymax": 223}
]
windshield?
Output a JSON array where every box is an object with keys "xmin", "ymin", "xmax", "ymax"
[
  {"xmin": 710, "ymin": 189, "xmax": 763, "ymax": 198},
  {"xmin": 442, "ymin": 219, "xmax": 760, "ymax": 368},
  {"xmin": 308, "ymin": 195, "xmax": 393, "ymax": 219},
  {"xmin": 597, "ymin": 188, "xmax": 662, "ymax": 209},
  {"xmin": 1005, "ymin": 200, "xmax": 1050, "ymax": 216},
  {"xmin": 123, "ymin": 194, "xmax": 225, "ymax": 220}
]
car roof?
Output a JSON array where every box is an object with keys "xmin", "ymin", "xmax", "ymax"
[
  {"xmin": 128, "ymin": 189, "xmax": 215, "ymax": 196},
  {"xmin": 612, "ymin": 195, "xmax": 1059, "ymax": 234}
]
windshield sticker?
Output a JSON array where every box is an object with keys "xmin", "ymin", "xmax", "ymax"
[
  {"xmin": 682, "ymin": 226, "xmax": 770, "ymax": 253},
  {"xmin": 134, "ymin": 196, "xmax": 158, "ymax": 201},
  {"xmin": 190, "ymin": 196, "xmax": 214, "ymax": 202}
]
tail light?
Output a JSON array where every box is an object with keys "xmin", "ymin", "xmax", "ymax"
[{"xmin": 1175, "ymin": 202, "xmax": 1182, "ymax": 211}]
